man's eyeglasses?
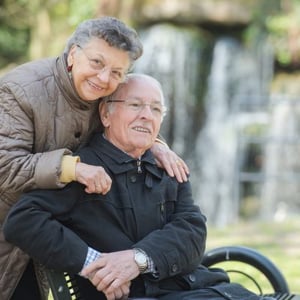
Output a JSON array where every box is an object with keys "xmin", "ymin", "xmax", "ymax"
[
  {"xmin": 107, "ymin": 99, "xmax": 167, "ymax": 118},
  {"xmin": 77, "ymin": 45, "xmax": 126, "ymax": 82}
]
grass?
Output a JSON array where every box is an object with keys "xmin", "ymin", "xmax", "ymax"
[{"xmin": 206, "ymin": 217, "xmax": 300, "ymax": 294}]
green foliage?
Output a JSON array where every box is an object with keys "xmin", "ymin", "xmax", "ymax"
[
  {"xmin": 68, "ymin": 0, "xmax": 99, "ymax": 27},
  {"xmin": 0, "ymin": 26, "xmax": 29, "ymax": 67},
  {"xmin": 265, "ymin": 0, "xmax": 300, "ymax": 67},
  {"xmin": 0, "ymin": 0, "xmax": 98, "ymax": 67},
  {"xmin": 242, "ymin": 0, "xmax": 300, "ymax": 68},
  {"xmin": 0, "ymin": 0, "xmax": 32, "ymax": 66}
]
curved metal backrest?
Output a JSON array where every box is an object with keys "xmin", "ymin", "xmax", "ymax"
[{"xmin": 201, "ymin": 245, "xmax": 290, "ymax": 294}]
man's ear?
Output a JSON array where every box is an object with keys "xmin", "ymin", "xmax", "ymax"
[{"xmin": 99, "ymin": 102, "xmax": 110, "ymax": 127}]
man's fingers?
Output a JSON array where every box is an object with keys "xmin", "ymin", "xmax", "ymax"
[
  {"xmin": 94, "ymin": 271, "xmax": 115, "ymax": 291},
  {"xmin": 104, "ymin": 281, "xmax": 131, "ymax": 300},
  {"xmin": 81, "ymin": 259, "xmax": 104, "ymax": 277}
]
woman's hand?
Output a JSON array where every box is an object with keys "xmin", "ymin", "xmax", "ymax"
[
  {"xmin": 75, "ymin": 162, "xmax": 112, "ymax": 194},
  {"xmin": 151, "ymin": 142, "xmax": 189, "ymax": 182}
]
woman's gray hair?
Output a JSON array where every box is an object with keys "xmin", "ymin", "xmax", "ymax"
[{"xmin": 64, "ymin": 16, "xmax": 143, "ymax": 67}]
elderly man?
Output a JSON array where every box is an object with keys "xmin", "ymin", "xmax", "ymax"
[{"xmin": 4, "ymin": 74, "xmax": 272, "ymax": 300}]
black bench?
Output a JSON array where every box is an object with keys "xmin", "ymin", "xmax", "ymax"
[{"xmin": 46, "ymin": 246, "xmax": 300, "ymax": 300}]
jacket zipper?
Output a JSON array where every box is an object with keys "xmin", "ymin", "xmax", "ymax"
[{"xmin": 137, "ymin": 158, "xmax": 142, "ymax": 173}]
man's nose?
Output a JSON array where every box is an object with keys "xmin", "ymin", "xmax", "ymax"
[{"xmin": 139, "ymin": 104, "xmax": 154, "ymax": 118}]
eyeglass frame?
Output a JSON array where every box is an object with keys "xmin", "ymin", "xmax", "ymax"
[
  {"xmin": 106, "ymin": 99, "xmax": 167, "ymax": 118},
  {"xmin": 76, "ymin": 45, "xmax": 127, "ymax": 82}
]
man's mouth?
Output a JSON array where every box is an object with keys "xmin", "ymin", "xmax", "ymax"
[{"xmin": 133, "ymin": 126, "xmax": 151, "ymax": 133}]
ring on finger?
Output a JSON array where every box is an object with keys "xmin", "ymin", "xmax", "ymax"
[{"xmin": 175, "ymin": 159, "xmax": 182, "ymax": 166}]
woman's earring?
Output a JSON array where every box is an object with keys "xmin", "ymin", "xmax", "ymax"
[{"xmin": 67, "ymin": 65, "xmax": 72, "ymax": 78}]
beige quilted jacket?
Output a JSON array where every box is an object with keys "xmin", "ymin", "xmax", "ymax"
[{"xmin": 0, "ymin": 54, "xmax": 100, "ymax": 299}]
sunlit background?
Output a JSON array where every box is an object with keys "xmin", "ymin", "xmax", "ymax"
[{"xmin": 1, "ymin": 0, "xmax": 300, "ymax": 293}]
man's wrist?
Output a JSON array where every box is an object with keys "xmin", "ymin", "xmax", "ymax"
[
  {"xmin": 133, "ymin": 248, "xmax": 148, "ymax": 274},
  {"xmin": 79, "ymin": 247, "xmax": 101, "ymax": 277}
]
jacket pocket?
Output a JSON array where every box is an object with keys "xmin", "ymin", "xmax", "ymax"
[
  {"xmin": 174, "ymin": 266, "xmax": 230, "ymax": 290},
  {"xmin": 208, "ymin": 282, "xmax": 261, "ymax": 300},
  {"xmin": 155, "ymin": 266, "xmax": 230, "ymax": 292}
]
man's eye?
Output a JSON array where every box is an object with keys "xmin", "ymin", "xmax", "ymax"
[
  {"xmin": 152, "ymin": 106, "xmax": 162, "ymax": 113},
  {"xmin": 128, "ymin": 101, "xmax": 142, "ymax": 109}
]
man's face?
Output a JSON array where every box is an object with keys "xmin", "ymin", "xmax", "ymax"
[{"xmin": 101, "ymin": 77, "xmax": 164, "ymax": 158}]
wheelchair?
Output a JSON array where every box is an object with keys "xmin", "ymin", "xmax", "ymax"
[{"xmin": 46, "ymin": 245, "xmax": 299, "ymax": 300}]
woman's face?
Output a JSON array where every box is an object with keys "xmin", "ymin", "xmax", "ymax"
[{"xmin": 67, "ymin": 38, "xmax": 130, "ymax": 101}]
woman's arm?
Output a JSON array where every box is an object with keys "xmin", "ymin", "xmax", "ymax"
[{"xmin": 0, "ymin": 88, "xmax": 70, "ymax": 193}]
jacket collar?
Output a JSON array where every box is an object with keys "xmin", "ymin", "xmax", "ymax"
[
  {"xmin": 54, "ymin": 53, "xmax": 99, "ymax": 110},
  {"xmin": 89, "ymin": 133, "xmax": 163, "ymax": 179}
]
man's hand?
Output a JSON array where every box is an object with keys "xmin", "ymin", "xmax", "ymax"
[
  {"xmin": 151, "ymin": 142, "xmax": 189, "ymax": 183},
  {"xmin": 81, "ymin": 250, "xmax": 139, "ymax": 298},
  {"xmin": 103, "ymin": 281, "xmax": 131, "ymax": 300},
  {"xmin": 75, "ymin": 162, "xmax": 112, "ymax": 194}
]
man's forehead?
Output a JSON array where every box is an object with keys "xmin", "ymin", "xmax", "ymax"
[{"xmin": 119, "ymin": 78, "xmax": 160, "ymax": 96}]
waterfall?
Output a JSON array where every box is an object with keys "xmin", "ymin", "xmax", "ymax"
[
  {"xmin": 134, "ymin": 24, "xmax": 274, "ymax": 226},
  {"xmin": 261, "ymin": 96, "xmax": 300, "ymax": 221},
  {"xmin": 193, "ymin": 38, "xmax": 240, "ymax": 226},
  {"xmin": 134, "ymin": 23, "xmax": 208, "ymax": 157},
  {"xmin": 193, "ymin": 37, "xmax": 273, "ymax": 226}
]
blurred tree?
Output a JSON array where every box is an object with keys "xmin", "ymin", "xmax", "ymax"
[
  {"xmin": 0, "ymin": 0, "xmax": 98, "ymax": 68},
  {"xmin": 266, "ymin": 0, "xmax": 300, "ymax": 69},
  {"xmin": 0, "ymin": 0, "xmax": 30, "ymax": 67}
]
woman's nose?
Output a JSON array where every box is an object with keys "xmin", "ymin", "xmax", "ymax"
[{"xmin": 97, "ymin": 67, "xmax": 111, "ymax": 82}]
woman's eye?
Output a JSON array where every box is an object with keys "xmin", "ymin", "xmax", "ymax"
[
  {"xmin": 111, "ymin": 70, "xmax": 122, "ymax": 79},
  {"xmin": 91, "ymin": 59, "xmax": 104, "ymax": 68}
]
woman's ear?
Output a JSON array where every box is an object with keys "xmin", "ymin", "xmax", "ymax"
[{"xmin": 67, "ymin": 45, "xmax": 77, "ymax": 67}]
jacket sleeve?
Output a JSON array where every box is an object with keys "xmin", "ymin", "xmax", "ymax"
[
  {"xmin": 133, "ymin": 180, "xmax": 207, "ymax": 280},
  {"xmin": 3, "ymin": 183, "xmax": 88, "ymax": 274},
  {"xmin": 0, "ymin": 84, "xmax": 71, "ymax": 195}
]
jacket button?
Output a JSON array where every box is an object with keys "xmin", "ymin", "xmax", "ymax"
[
  {"xmin": 130, "ymin": 175, "xmax": 137, "ymax": 183},
  {"xmin": 188, "ymin": 274, "xmax": 196, "ymax": 282},
  {"xmin": 74, "ymin": 132, "xmax": 81, "ymax": 138},
  {"xmin": 171, "ymin": 264, "xmax": 178, "ymax": 273}
]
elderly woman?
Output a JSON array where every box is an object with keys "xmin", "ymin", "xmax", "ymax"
[
  {"xmin": 4, "ymin": 74, "xmax": 272, "ymax": 300},
  {"xmin": 0, "ymin": 17, "xmax": 187, "ymax": 300}
]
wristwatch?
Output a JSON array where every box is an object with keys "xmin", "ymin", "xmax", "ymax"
[{"xmin": 133, "ymin": 248, "xmax": 148, "ymax": 273}]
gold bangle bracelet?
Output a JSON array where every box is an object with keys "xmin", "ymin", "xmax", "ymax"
[{"xmin": 155, "ymin": 138, "xmax": 169, "ymax": 148}]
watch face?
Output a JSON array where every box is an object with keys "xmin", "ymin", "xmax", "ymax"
[
  {"xmin": 136, "ymin": 252, "xmax": 147, "ymax": 265},
  {"xmin": 134, "ymin": 250, "xmax": 147, "ymax": 272}
]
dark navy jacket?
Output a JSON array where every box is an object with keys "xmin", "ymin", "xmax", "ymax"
[{"xmin": 4, "ymin": 132, "xmax": 233, "ymax": 299}]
